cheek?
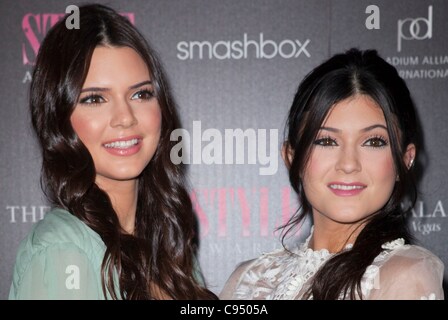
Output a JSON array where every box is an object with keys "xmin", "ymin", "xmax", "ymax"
[
  {"xmin": 371, "ymin": 154, "xmax": 396, "ymax": 182},
  {"xmin": 70, "ymin": 111, "xmax": 103, "ymax": 145},
  {"xmin": 303, "ymin": 151, "xmax": 330, "ymax": 182},
  {"xmin": 70, "ymin": 113, "xmax": 88, "ymax": 140},
  {"xmin": 140, "ymin": 105, "xmax": 162, "ymax": 135}
]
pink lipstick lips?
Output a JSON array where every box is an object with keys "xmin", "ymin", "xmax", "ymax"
[
  {"xmin": 102, "ymin": 135, "xmax": 142, "ymax": 156},
  {"xmin": 328, "ymin": 182, "xmax": 366, "ymax": 196}
]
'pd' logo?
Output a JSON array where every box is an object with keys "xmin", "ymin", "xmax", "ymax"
[{"xmin": 397, "ymin": 6, "xmax": 432, "ymax": 52}]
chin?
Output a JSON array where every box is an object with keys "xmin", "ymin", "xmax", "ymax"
[
  {"xmin": 104, "ymin": 168, "xmax": 146, "ymax": 181},
  {"xmin": 118, "ymin": 171, "xmax": 145, "ymax": 180},
  {"xmin": 332, "ymin": 214, "xmax": 372, "ymax": 225},
  {"xmin": 327, "ymin": 209, "xmax": 368, "ymax": 224}
]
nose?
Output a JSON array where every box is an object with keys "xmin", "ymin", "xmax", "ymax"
[
  {"xmin": 110, "ymin": 100, "xmax": 138, "ymax": 128},
  {"xmin": 335, "ymin": 147, "xmax": 361, "ymax": 174}
]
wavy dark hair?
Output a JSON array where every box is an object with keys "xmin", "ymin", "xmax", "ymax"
[
  {"xmin": 282, "ymin": 48, "xmax": 419, "ymax": 299},
  {"xmin": 30, "ymin": 4, "xmax": 216, "ymax": 300}
]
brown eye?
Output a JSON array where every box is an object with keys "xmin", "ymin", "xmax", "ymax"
[
  {"xmin": 131, "ymin": 89, "xmax": 154, "ymax": 101},
  {"xmin": 363, "ymin": 137, "xmax": 388, "ymax": 148},
  {"xmin": 314, "ymin": 137, "xmax": 337, "ymax": 147},
  {"xmin": 79, "ymin": 94, "xmax": 105, "ymax": 105}
]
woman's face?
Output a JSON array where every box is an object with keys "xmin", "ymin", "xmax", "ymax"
[
  {"xmin": 301, "ymin": 95, "xmax": 412, "ymax": 227},
  {"xmin": 71, "ymin": 46, "xmax": 162, "ymax": 185}
]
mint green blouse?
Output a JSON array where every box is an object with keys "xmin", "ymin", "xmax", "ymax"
[
  {"xmin": 9, "ymin": 208, "xmax": 205, "ymax": 300},
  {"xmin": 9, "ymin": 209, "xmax": 112, "ymax": 299}
]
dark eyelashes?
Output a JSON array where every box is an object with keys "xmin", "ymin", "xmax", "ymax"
[
  {"xmin": 363, "ymin": 135, "xmax": 389, "ymax": 148},
  {"xmin": 313, "ymin": 136, "xmax": 337, "ymax": 147},
  {"xmin": 78, "ymin": 88, "xmax": 155, "ymax": 105},
  {"xmin": 79, "ymin": 94, "xmax": 104, "ymax": 105},
  {"xmin": 313, "ymin": 135, "xmax": 389, "ymax": 148},
  {"xmin": 132, "ymin": 89, "xmax": 155, "ymax": 100}
]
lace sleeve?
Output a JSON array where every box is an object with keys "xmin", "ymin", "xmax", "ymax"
[
  {"xmin": 219, "ymin": 259, "xmax": 255, "ymax": 300},
  {"xmin": 368, "ymin": 246, "xmax": 444, "ymax": 300}
]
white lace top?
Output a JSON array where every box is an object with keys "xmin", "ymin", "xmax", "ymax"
[{"xmin": 220, "ymin": 232, "xmax": 444, "ymax": 300}]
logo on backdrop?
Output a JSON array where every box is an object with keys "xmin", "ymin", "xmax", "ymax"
[
  {"xmin": 6, "ymin": 205, "xmax": 50, "ymax": 223},
  {"xmin": 397, "ymin": 5, "xmax": 432, "ymax": 52},
  {"xmin": 192, "ymin": 186, "xmax": 299, "ymax": 238},
  {"xmin": 386, "ymin": 55, "xmax": 448, "ymax": 79},
  {"xmin": 6, "ymin": 201, "xmax": 444, "ymax": 239},
  {"xmin": 21, "ymin": 9, "xmax": 135, "ymax": 82},
  {"xmin": 177, "ymin": 33, "xmax": 311, "ymax": 60},
  {"xmin": 410, "ymin": 200, "xmax": 445, "ymax": 236},
  {"xmin": 5, "ymin": 186, "xmax": 299, "ymax": 240},
  {"xmin": 388, "ymin": 6, "xmax": 447, "ymax": 81}
]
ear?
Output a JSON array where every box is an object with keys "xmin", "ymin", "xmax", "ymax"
[
  {"xmin": 403, "ymin": 143, "xmax": 416, "ymax": 169},
  {"xmin": 281, "ymin": 142, "xmax": 294, "ymax": 169}
]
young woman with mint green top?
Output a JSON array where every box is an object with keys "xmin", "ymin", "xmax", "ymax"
[{"xmin": 9, "ymin": 4, "xmax": 216, "ymax": 300}]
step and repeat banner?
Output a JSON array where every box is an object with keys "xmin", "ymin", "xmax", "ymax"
[{"xmin": 0, "ymin": 0, "xmax": 447, "ymax": 298}]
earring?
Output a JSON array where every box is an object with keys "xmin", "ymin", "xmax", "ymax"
[{"xmin": 409, "ymin": 159, "xmax": 414, "ymax": 168}]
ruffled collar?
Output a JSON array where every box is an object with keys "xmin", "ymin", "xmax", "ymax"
[
  {"xmin": 295, "ymin": 227, "xmax": 405, "ymax": 257},
  {"xmin": 294, "ymin": 227, "xmax": 353, "ymax": 258},
  {"xmin": 235, "ymin": 227, "xmax": 407, "ymax": 300},
  {"xmin": 381, "ymin": 238, "xmax": 405, "ymax": 250}
]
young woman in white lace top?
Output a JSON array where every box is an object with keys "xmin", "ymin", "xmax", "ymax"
[{"xmin": 220, "ymin": 49, "xmax": 444, "ymax": 300}]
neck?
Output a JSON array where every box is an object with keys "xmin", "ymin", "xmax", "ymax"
[
  {"xmin": 310, "ymin": 214, "xmax": 366, "ymax": 253},
  {"xmin": 96, "ymin": 177, "xmax": 138, "ymax": 234}
]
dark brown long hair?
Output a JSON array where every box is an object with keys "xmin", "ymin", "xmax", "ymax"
[
  {"xmin": 282, "ymin": 49, "xmax": 419, "ymax": 299},
  {"xmin": 30, "ymin": 4, "xmax": 216, "ymax": 300}
]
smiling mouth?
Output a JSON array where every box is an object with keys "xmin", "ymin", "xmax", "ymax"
[
  {"xmin": 328, "ymin": 184, "xmax": 366, "ymax": 190},
  {"xmin": 103, "ymin": 138, "xmax": 139, "ymax": 149},
  {"xmin": 327, "ymin": 183, "xmax": 367, "ymax": 196}
]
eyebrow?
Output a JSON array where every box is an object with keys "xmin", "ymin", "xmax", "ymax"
[
  {"xmin": 80, "ymin": 80, "xmax": 152, "ymax": 93},
  {"xmin": 320, "ymin": 124, "xmax": 388, "ymax": 133}
]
